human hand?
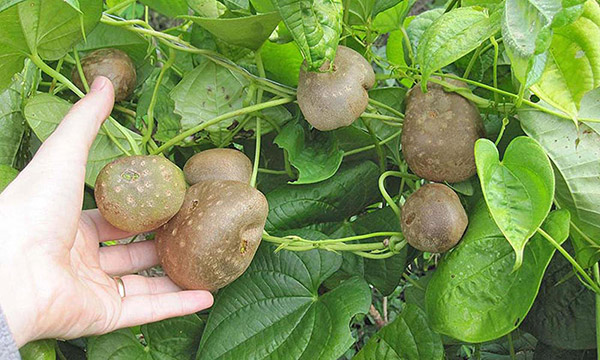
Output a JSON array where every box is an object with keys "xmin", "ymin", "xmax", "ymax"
[{"xmin": 0, "ymin": 77, "xmax": 213, "ymax": 347}]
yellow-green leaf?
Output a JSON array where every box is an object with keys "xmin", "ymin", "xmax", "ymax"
[{"xmin": 531, "ymin": 0, "xmax": 600, "ymax": 121}]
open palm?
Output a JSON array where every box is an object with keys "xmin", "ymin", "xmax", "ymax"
[{"xmin": 0, "ymin": 77, "xmax": 212, "ymax": 347}]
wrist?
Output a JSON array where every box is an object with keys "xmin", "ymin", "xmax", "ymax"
[{"xmin": 0, "ymin": 264, "xmax": 40, "ymax": 347}]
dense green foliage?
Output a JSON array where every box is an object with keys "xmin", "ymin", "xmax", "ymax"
[{"xmin": 1, "ymin": 0, "xmax": 598, "ymax": 358}]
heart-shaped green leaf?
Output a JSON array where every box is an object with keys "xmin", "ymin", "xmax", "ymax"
[
  {"xmin": 197, "ymin": 244, "xmax": 371, "ymax": 360},
  {"xmin": 475, "ymin": 136, "xmax": 555, "ymax": 269},
  {"xmin": 265, "ymin": 161, "xmax": 380, "ymax": 231},
  {"xmin": 425, "ymin": 202, "xmax": 570, "ymax": 343},
  {"xmin": 354, "ymin": 304, "xmax": 443, "ymax": 360}
]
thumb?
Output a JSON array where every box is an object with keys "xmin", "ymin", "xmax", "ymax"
[
  {"xmin": 4, "ymin": 77, "xmax": 115, "ymax": 213},
  {"xmin": 34, "ymin": 76, "xmax": 115, "ymax": 167}
]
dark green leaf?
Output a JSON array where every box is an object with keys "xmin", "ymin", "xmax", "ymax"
[
  {"xmin": 197, "ymin": 244, "xmax": 370, "ymax": 360},
  {"xmin": 520, "ymin": 92, "xmax": 600, "ymax": 267},
  {"xmin": 274, "ymin": 118, "xmax": 344, "ymax": 184},
  {"xmin": 533, "ymin": 343, "xmax": 597, "ymax": 359},
  {"xmin": 184, "ymin": 12, "xmax": 281, "ymax": 50},
  {"xmin": 334, "ymin": 125, "xmax": 378, "ymax": 162},
  {"xmin": 522, "ymin": 244, "xmax": 596, "ymax": 350},
  {"xmin": 88, "ymin": 315, "xmax": 205, "ymax": 360},
  {"xmin": 88, "ymin": 329, "xmax": 147, "ymax": 360},
  {"xmin": 140, "ymin": 0, "xmax": 188, "ymax": 16},
  {"xmin": 271, "ymin": 0, "xmax": 344, "ymax": 70},
  {"xmin": 351, "ymin": 207, "xmax": 407, "ymax": 296},
  {"xmin": 425, "ymin": 202, "xmax": 570, "ymax": 343},
  {"xmin": 265, "ymin": 161, "xmax": 380, "ymax": 231},
  {"xmin": 417, "ymin": 6, "xmax": 501, "ymax": 84},
  {"xmin": 19, "ymin": 339, "xmax": 56, "ymax": 360},
  {"xmin": 354, "ymin": 304, "xmax": 443, "ymax": 360},
  {"xmin": 475, "ymin": 137, "xmax": 555, "ymax": 269},
  {"xmin": 404, "ymin": 273, "xmax": 433, "ymax": 311},
  {"xmin": 24, "ymin": 93, "xmax": 141, "ymax": 186}
]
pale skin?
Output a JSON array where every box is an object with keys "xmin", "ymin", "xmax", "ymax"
[{"xmin": 0, "ymin": 77, "xmax": 213, "ymax": 347}]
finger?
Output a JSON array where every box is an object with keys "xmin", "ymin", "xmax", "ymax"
[
  {"xmin": 99, "ymin": 241, "xmax": 159, "ymax": 276},
  {"xmin": 5, "ymin": 78, "xmax": 115, "ymax": 227},
  {"xmin": 29, "ymin": 77, "xmax": 115, "ymax": 169},
  {"xmin": 120, "ymin": 275, "xmax": 181, "ymax": 296},
  {"xmin": 116, "ymin": 291, "xmax": 213, "ymax": 329},
  {"xmin": 84, "ymin": 209, "xmax": 136, "ymax": 242}
]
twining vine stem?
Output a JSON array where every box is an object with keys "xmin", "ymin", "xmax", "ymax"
[
  {"xmin": 141, "ymin": 48, "xmax": 176, "ymax": 149},
  {"xmin": 378, "ymin": 171, "xmax": 421, "ymax": 220},
  {"xmin": 537, "ymin": 228, "xmax": 600, "ymax": 294},
  {"xmin": 150, "ymin": 97, "xmax": 294, "ymax": 154},
  {"xmin": 262, "ymin": 231, "xmax": 406, "ymax": 258},
  {"xmin": 250, "ymin": 50, "xmax": 266, "ymax": 188}
]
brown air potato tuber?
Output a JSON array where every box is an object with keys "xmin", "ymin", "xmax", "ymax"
[
  {"xmin": 297, "ymin": 45, "xmax": 375, "ymax": 131},
  {"xmin": 94, "ymin": 155, "xmax": 187, "ymax": 233},
  {"xmin": 72, "ymin": 48, "xmax": 137, "ymax": 102},
  {"xmin": 183, "ymin": 148, "xmax": 252, "ymax": 185},
  {"xmin": 156, "ymin": 180, "xmax": 269, "ymax": 291},
  {"xmin": 401, "ymin": 79, "xmax": 485, "ymax": 183},
  {"xmin": 401, "ymin": 183, "xmax": 468, "ymax": 253}
]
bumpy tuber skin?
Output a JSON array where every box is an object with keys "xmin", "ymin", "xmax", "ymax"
[
  {"xmin": 72, "ymin": 48, "xmax": 137, "ymax": 102},
  {"xmin": 297, "ymin": 45, "xmax": 375, "ymax": 131},
  {"xmin": 156, "ymin": 180, "xmax": 269, "ymax": 291},
  {"xmin": 94, "ymin": 155, "xmax": 187, "ymax": 233},
  {"xmin": 401, "ymin": 79, "xmax": 485, "ymax": 183},
  {"xmin": 401, "ymin": 183, "xmax": 468, "ymax": 253},
  {"xmin": 183, "ymin": 148, "xmax": 253, "ymax": 185}
]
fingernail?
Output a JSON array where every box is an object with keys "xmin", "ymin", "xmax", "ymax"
[{"xmin": 90, "ymin": 77, "xmax": 108, "ymax": 92}]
